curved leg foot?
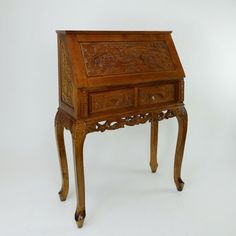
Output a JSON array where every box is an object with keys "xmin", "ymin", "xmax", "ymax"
[
  {"xmin": 176, "ymin": 178, "xmax": 185, "ymax": 191},
  {"xmin": 150, "ymin": 163, "xmax": 158, "ymax": 173},
  {"xmin": 55, "ymin": 111, "xmax": 69, "ymax": 201},
  {"xmin": 72, "ymin": 121, "xmax": 87, "ymax": 228},
  {"xmin": 174, "ymin": 106, "xmax": 188, "ymax": 191},
  {"xmin": 75, "ymin": 210, "xmax": 86, "ymax": 228},
  {"xmin": 150, "ymin": 119, "xmax": 158, "ymax": 173}
]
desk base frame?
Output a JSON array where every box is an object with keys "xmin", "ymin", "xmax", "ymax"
[{"xmin": 55, "ymin": 105, "xmax": 188, "ymax": 227}]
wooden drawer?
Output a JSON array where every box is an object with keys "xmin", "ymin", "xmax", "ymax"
[
  {"xmin": 139, "ymin": 83, "xmax": 176, "ymax": 106},
  {"xmin": 89, "ymin": 89, "xmax": 134, "ymax": 114}
]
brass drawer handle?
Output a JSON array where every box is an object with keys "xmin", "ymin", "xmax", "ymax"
[{"xmin": 151, "ymin": 95, "xmax": 156, "ymax": 101}]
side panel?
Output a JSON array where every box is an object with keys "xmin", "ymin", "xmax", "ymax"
[{"xmin": 57, "ymin": 34, "xmax": 78, "ymax": 118}]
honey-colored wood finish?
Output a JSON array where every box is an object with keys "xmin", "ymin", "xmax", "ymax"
[
  {"xmin": 174, "ymin": 106, "xmax": 188, "ymax": 191},
  {"xmin": 71, "ymin": 122, "xmax": 86, "ymax": 228},
  {"xmin": 150, "ymin": 119, "xmax": 158, "ymax": 173},
  {"xmin": 55, "ymin": 112, "xmax": 69, "ymax": 201},
  {"xmin": 55, "ymin": 31, "xmax": 188, "ymax": 228}
]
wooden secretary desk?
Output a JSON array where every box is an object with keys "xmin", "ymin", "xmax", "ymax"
[{"xmin": 54, "ymin": 30, "xmax": 188, "ymax": 228}]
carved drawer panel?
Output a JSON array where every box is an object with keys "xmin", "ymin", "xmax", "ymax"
[
  {"xmin": 139, "ymin": 83, "xmax": 176, "ymax": 106},
  {"xmin": 89, "ymin": 89, "xmax": 134, "ymax": 114}
]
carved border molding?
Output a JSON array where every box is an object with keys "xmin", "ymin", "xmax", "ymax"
[{"xmin": 86, "ymin": 113, "xmax": 152, "ymax": 133}]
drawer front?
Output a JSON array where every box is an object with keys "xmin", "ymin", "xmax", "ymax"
[
  {"xmin": 89, "ymin": 89, "xmax": 134, "ymax": 114},
  {"xmin": 139, "ymin": 83, "xmax": 176, "ymax": 106}
]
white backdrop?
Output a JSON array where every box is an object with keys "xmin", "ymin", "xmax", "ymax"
[{"xmin": 1, "ymin": 0, "xmax": 236, "ymax": 235}]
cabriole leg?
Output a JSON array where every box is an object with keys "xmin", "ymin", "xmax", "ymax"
[
  {"xmin": 72, "ymin": 122, "xmax": 87, "ymax": 228},
  {"xmin": 55, "ymin": 111, "xmax": 69, "ymax": 201},
  {"xmin": 150, "ymin": 119, "xmax": 158, "ymax": 173},
  {"xmin": 174, "ymin": 107, "xmax": 188, "ymax": 191}
]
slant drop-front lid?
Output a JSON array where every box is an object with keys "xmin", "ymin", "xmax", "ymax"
[
  {"xmin": 80, "ymin": 41, "xmax": 175, "ymax": 77},
  {"xmin": 59, "ymin": 31, "xmax": 185, "ymax": 88}
]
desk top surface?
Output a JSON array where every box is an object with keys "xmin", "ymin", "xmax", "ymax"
[{"xmin": 56, "ymin": 30, "xmax": 172, "ymax": 34}]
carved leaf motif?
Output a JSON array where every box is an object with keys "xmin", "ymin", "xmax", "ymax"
[{"xmin": 80, "ymin": 41, "xmax": 175, "ymax": 77}]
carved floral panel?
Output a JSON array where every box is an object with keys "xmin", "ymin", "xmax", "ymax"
[
  {"xmin": 59, "ymin": 37, "xmax": 73, "ymax": 107},
  {"xmin": 80, "ymin": 41, "xmax": 175, "ymax": 77}
]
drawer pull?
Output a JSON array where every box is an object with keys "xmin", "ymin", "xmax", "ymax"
[{"xmin": 139, "ymin": 84, "xmax": 176, "ymax": 106}]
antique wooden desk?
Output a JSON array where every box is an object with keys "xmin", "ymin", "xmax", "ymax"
[{"xmin": 55, "ymin": 31, "xmax": 188, "ymax": 228}]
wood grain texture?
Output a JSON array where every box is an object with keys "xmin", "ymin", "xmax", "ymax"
[
  {"xmin": 55, "ymin": 111, "xmax": 69, "ymax": 201},
  {"xmin": 150, "ymin": 119, "xmax": 158, "ymax": 173},
  {"xmin": 72, "ymin": 121, "xmax": 87, "ymax": 228},
  {"xmin": 173, "ymin": 106, "xmax": 188, "ymax": 191},
  {"xmin": 55, "ymin": 31, "xmax": 188, "ymax": 228}
]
